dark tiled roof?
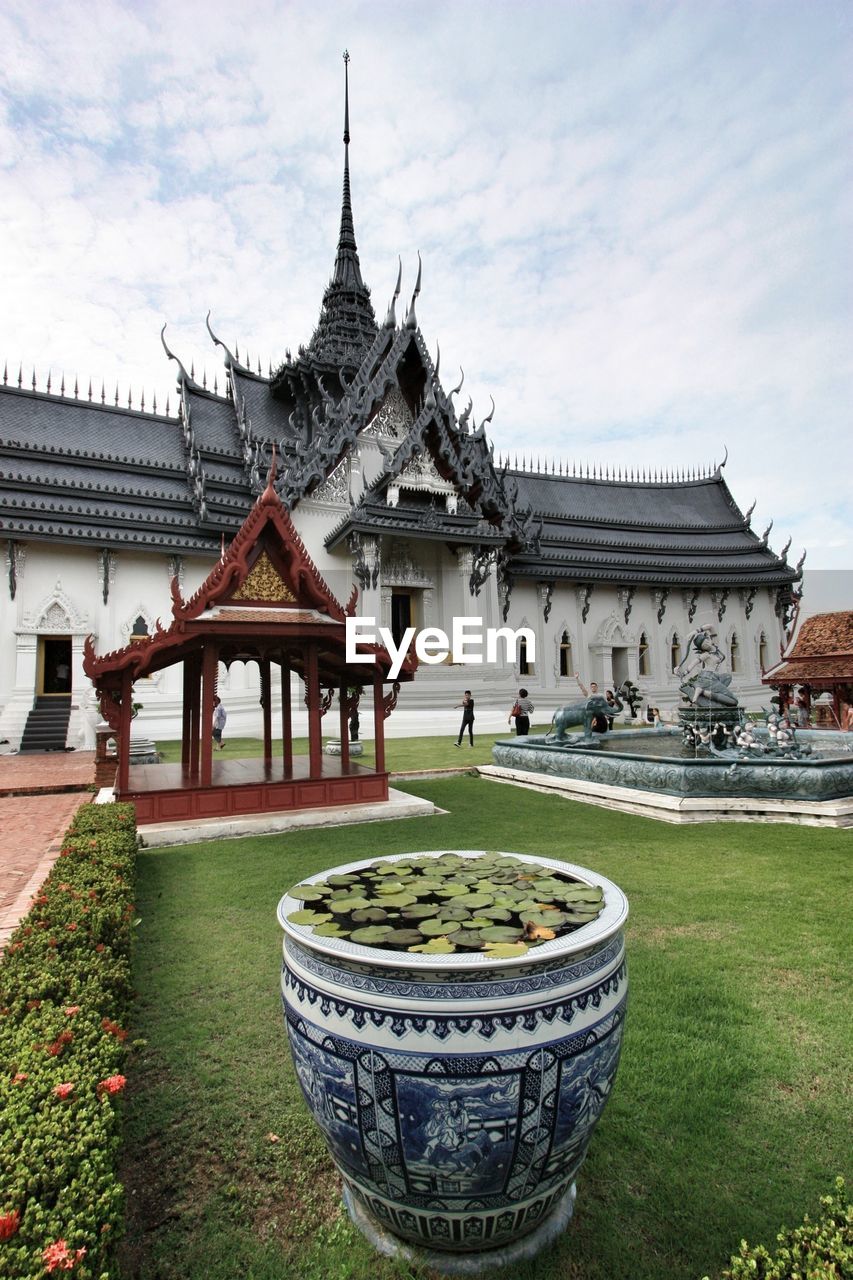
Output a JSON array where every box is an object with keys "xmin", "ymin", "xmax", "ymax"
[
  {"xmin": 230, "ymin": 368, "xmax": 295, "ymax": 444},
  {"xmin": 184, "ymin": 388, "xmax": 241, "ymax": 456},
  {"xmin": 0, "ymin": 386, "xmax": 186, "ymax": 468},
  {"xmin": 0, "ymin": 386, "xmax": 223, "ymax": 553},
  {"xmin": 505, "ymin": 468, "xmax": 796, "ymax": 587},
  {"xmin": 512, "ymin": 471, "xmax": 745, "ymax": 528}
]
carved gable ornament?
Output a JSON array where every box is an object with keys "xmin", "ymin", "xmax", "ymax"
[{"xmin": 232, "ymin": 551, "xmax": 296, "ymax": 604}]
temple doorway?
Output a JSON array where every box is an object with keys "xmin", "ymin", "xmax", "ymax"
[
  {"xmin": 391, "ymin": 591, "xmax": 414, "ymax": 647},
  {"xmin": 39, "ymin": 636, "xmax": 72, "ymax": 695},
  {"xmin": 611, "ymin": 647, "xmax": 629, "ymax": 687}
]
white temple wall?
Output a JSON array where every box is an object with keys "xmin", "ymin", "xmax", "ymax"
[{"xmin": 0, "ymin": 529, "xmax": 792, "ymax": 749}]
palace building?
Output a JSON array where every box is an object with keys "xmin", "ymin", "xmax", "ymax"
[{"xmin": 0, "ymin": 70, "xmax": 801, "ymax": 751}]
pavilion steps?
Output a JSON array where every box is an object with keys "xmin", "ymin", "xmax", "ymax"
[{"xmin": 18, "ymin": 696, "xmax": 72, "ymax": 753}]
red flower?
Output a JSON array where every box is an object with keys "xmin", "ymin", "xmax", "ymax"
[
  {"xmin": 0, "ymin": 1208, "xmax": 21, "ymax": 1240},
  {"xmin": 46, "ymin": 1030, "xmax": 73, "ymax": 1056},
  {"xmin": 66, "ymin": 922, "xmax": 78, "ymax": 932},
  {"xmin": 42, "ymin": 1239, "xmax": 87, "ymax": 1271},
  {"xmin": 53, "ymin": 1082, "xmax": 75, "ymax": 1099},
  {"xmin": 26, "ymin": 999, "xmax": 42, "ymax": 1011},
  {"xmin": 64, "ymin": 1005, "xmax": 81, "ymax": 1017},
  {"xmin": 12, "ymin": 1072, "xmax": 28, "ymax": 1084},
  {"xmin": 101, "ymin": 1018, "xmax": 128, "ymax": 1041},
  {"xmin": 95, "ymin": 943, "xmax": 105, "ymax": 953},
  {"xmin": 98, "ymin": 1073, "xmax": 127, "ymax": 1096}
]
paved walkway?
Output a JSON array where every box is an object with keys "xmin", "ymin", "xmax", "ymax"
[{"xmin": 0, "ymin": 752, "xmax": 95, "ymax": 948}]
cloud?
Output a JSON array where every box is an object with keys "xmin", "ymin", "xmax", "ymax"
[{"xmin": 1, "ymin": 0, "xmax": 851, "ymax": 571}]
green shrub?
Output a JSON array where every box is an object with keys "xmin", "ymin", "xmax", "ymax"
[
  {"xmin": 702, "ymin": 1177, "xmax": 851, "ymax": 1279},
  {"xmin": 0, "ymin": 802, "xmax": 137, "ymax": 1278}
]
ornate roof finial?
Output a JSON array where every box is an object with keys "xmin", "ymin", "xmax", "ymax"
[
  {"xmin": 405, "ymin": 252, "xmax": 422, "ymax": 329},
  {"xmin": 383, "ymin": 258, "xmax": 402, "ymax": 329}
]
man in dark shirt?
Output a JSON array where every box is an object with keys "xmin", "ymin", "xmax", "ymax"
[{"xmin": 454, "ymin": 691, "xmax": 475, "ymax": 747}]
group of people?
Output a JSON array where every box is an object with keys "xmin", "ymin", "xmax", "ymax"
[{"xmin": 453, "ymin": 688, "xmax": 536, "ymax": 746}]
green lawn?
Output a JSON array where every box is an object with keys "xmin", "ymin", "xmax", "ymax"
[
  {"xmin": 154, "ymin": 722, "xmax": 630, "ymax": 772},
  {"xmin": 118, "ymin": 778, "xmax": 851, "ymax": 1280}
]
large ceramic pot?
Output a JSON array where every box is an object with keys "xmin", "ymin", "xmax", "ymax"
[{"xmin": 277, "ymin": 850, "xmax": 628, "ymax": 1268}]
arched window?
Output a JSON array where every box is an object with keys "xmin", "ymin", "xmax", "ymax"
[
  {"xmin": 730, "ymin": 632, "xmax": 740, "ymax": 673},
  {"xmin": 758, "ymin": 631, "xmax": 768, "ymax": 672},
  {"xmin": 671, "ymin": 633, "xmax": 681, "ymax": 672},
  {"xmin": 638, "ymin": 631, "xmax": 650, "ymax": 676},
  {"xmin": 559, "ymin": 631, "xmax": 573, "ymax": 677},
  {"xmin": 130, "ymin": 615, "xmax": 149, "ymax": 642}
]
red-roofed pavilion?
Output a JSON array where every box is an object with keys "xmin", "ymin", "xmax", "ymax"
[
  {"xmin": 763, "ymin": 610, "xmax": 853, "ymax": 729},
  {"xmin": 83, "ymin": 474, "xmax": 414, "ymax": 824}
]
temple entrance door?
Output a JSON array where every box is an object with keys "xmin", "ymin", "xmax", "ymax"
[
  {"xmin": 611, "ymin": 647, "xmax": 629, "ymax": 689},
  {"xmin": 391, "ymin": 591, "xmax": 414, "ymax": 648},
  {"xmin": 38, "ymin": 636, "xmax": 72, "ymax": 696}
]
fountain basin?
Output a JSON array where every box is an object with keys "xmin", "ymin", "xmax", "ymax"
[{"xmin": 485, "ymin": 729, "xmax": 853, "ymax": 827}]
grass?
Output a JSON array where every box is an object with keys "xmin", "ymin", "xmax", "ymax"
[
  {"xmin": 117, "ymin": 778, "xmax": 851, "ymax": 1280},
  {"xmin": 153, "ymin": 722, "xmax": 632, "ymax": 772}
]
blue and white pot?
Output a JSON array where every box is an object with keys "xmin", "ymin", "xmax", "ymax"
[{"xmin": 278, "ymin": 850, "xmax": 628, "ymax": 1267}]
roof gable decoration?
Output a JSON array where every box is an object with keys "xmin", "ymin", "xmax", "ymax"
[{"xmin": 170, "ymin": 465, "xmax": 357, "ymax": 624}]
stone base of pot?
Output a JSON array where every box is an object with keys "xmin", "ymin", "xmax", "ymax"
[{"xmin": 342, "ymin": 1180, "xmax": 577, "ymax": 1275}]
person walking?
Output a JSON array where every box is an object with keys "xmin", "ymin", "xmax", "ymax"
[
  {"xmin": 212, "ymin": 695, "xmax": 227, "ymax": 750},
  {"xmin": 454, "ymin": 691, "xmax": 475, "ymax": 747},
  {"xmin": 509, "ymin": 688, "xmax": 535, "ymax": 736}
]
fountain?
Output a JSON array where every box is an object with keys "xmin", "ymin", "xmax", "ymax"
[{"xmin": 485, "ymin": 626, "xmax": 853, "ymax": 828}]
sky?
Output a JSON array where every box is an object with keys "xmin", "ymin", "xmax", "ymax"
[{"xmin": 1, "ymin": 0, "xmax": 851, "ymax": 581}]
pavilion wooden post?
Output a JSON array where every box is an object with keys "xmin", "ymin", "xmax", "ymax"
[
  {"xmin": 281, "ymin": 654, "xmax": 293, "ymax": 774},
  {"xmin": 261, "ymin": 655, "xmax": 272, "ymax": 770},
  {"xmin": 181, "ymin": 654, "xmax": 194, "ymax": 771},
  {"xmin": 372, "ymin": 672, "xmax": 386, "ymax": 775},
  {"xmin": 200, "ymin": 641, "xmax": 217, "ymax": 787},
  {"xmin": 188, "ymin": 651, "xmax": 202, "ymax": 778},
  {"xmin": 117, "ymin": 668, "xmax": 133, "ymax": 794},
  {"xmin": 306, "ymin": 644, "xmax": 322, "ymax": 776},
  {"xmin": 339, "ymin": 680, "xmax": 350, "ymax": 770}
]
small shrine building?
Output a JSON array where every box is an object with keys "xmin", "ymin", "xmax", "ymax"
[
  {"xmin": 763, "ymin": 610, "xmax": 853, "ymax": 729},
  {"xmin": 83, "ymin": 467, "xmax": 412, "ymax": 824}
]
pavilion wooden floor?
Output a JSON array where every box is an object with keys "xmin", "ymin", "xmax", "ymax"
[
  {"xmin": 121, "ymin": 755, "xmax": 388, "ymax": 825},
  {"xmin": 127, "ymin": 755, "xmax": 375, "ymax": 791}
]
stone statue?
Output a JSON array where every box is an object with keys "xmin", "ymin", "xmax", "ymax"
[
  {"xmin": 549, "ymin": 695, "xmax": 616, "ymax": 743},
  {"xmin": 680, "ymin": 670, "xmax": 739, "ymax": 709},
  {"xmin": 675, "ymin": 626, "xmax": 726, "ymax": 679}
]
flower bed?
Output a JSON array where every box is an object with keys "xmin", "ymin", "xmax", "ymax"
[{"xmin": 0, "ymin": 802, "xmax": 137, "ymax": 1278}]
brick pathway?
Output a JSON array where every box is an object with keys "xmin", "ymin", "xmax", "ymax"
[{"xmin": 0, "ymin": 753, "xmax": 95, "ymax": 948}]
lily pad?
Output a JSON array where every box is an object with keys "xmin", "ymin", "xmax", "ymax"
[
  {"xmin": 350, "ymin": 925, "xmax": 394, "ymax": 944},
  {"xmin": 351, "ymin": 908, "xmax": 388, "ymax": 923},
  {"xmin": 326, "ymin": 874, "xmax": 358, "ymax": 886},
  {"xmin": 329, "ymin": 896, "xmax": 371, "ymax": 913},
  {"xmin": 483, "ymin": 941, "xmax": 529, "ymax": 958},
  {"xmin": 419, "ymin": 918, "xmax": 455, "ymax": 936},
  {"xmin": 480, "ymin": 926, "xmax": 523, "ymax": 943},
  {"xmin": 312, "ymin": 922, "xmax": 345, "ymax": 937},
  {"xmin": 288, "ymin": 887, "xmax": 326, "ymax": 902},
  {"xmin": 287, "ymin": 909, "xmax": 333, "ymax": 926},
  {"xmin": 383, "ymin": 928, "xmax": 424, "ymax": 946},
  {"xmin": 409, "ymin": 938, "xmax": 456, "ymax": 954},
  {"xmin": 378, "ymin": 892, "xmax": 418, "ymax": 908},
  {"xmin": 401, "ymin": 903, "xmax": 441, "ymax": 920}
]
